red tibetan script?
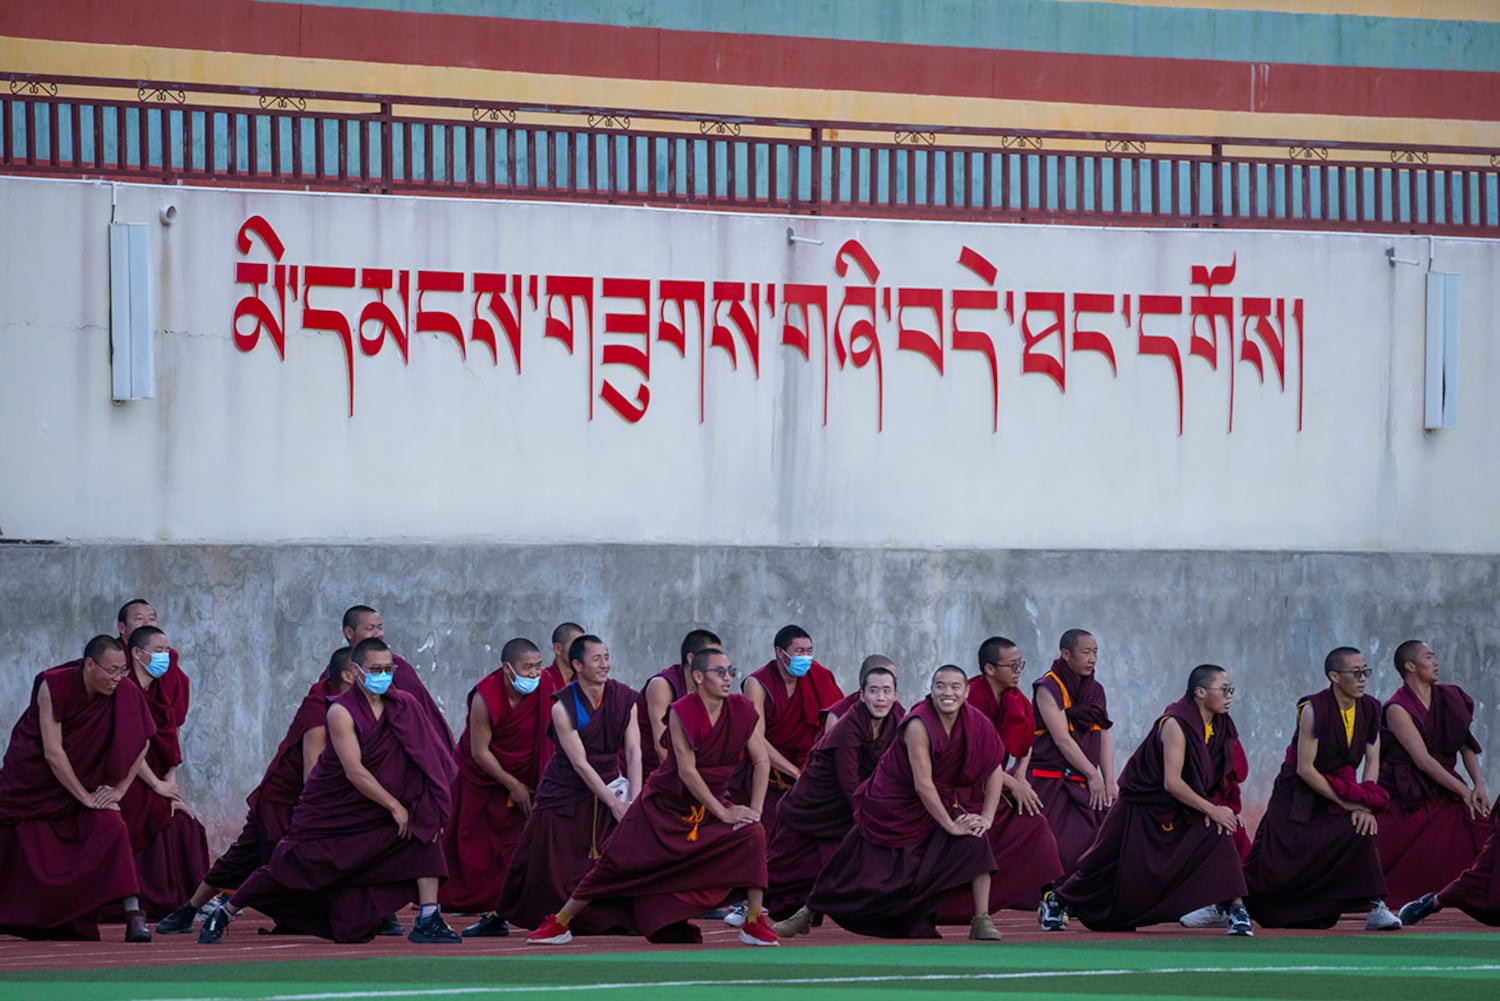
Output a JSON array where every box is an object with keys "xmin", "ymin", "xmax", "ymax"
[{"xmin": 231, "ymin": 217, "xmax": 1305, "ymax": 434}]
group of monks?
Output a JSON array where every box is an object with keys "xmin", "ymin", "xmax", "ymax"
[{"xmin": 2, "ymin": 603, "xmax": 1497, "ymax": 948}]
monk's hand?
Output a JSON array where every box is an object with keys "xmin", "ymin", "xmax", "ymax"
[
  {"xmin": 1473, "ymin": 790, "xmax": 1492, "ymax": 818},
  {"xmin": 390, "ymin": 802, "xmax": 411, "ymax": 838},
  {"xmin": 1103, "ymin": 780, "xmax": 1119, "ymax": 808},
  {"xmin": 1086, "ymin": 774, "xmax": 1107, "ymax": 811},
  {"xmin": 723, "ymin": 804, "xmax": 760, "ymax": 830},
  {"xmin": 1349, "ymin": 808, "xmax": 1377, "ymax": 836},
  {"xmin": 85, "ymin": 784, "xmax": 122, "ymax": 809},
  {"xmin": 509, "ymin": 783, "xmax": 533, "ymax": 817},
  {"xmin": 607, "ymin": 795, "xmax": 630, "ymax": 822},
  {"xmin": 170, "ymin": 798, "xmax": 196, "ymax": 820},
  {"xmin": 1206, "ymin": 804, "xmax": 1239, "ymax": 835},
  {"xmin": 1012, "ymin": 781, "xmax": 1043, "ymax": 816},
  {"xmin": 154, "ymin": 777, "xmax": 183, "ymax": 801}
]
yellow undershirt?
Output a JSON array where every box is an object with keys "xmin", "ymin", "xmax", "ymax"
[
  {"xmin": 1340, "ymin": 701, "xmax": 1356, "ymax": 745},
  {"xmin": 1204, "ymin": 719, "xmax": 1214, "ymax": 744}
]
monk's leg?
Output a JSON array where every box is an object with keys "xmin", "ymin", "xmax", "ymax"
[
  {"xmin": 967, "ymin": 874, "xmax": 1002, "ymax": 941},
  {"xmin": 409, "ymin": 876, "xmax": 461, "ymax": 944}
]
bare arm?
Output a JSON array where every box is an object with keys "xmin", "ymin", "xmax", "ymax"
[
  {"xmin": 1035, "ymin": 688, "xmax": 1106, "ymax": 809},
  {"xmin": 38, "ymin": 684, "xmax": 121, "ymax": 809},
  {"xmin": 1100, "ymin": 727, "xmax": 1118, "ymax": 805},
  {"xmin": 1361, "ymin": 732, "xmax": 1381, "ymax": 786},
  {"xmin": 743, "ymin": 676, "xmax": 801, "ymax": 778},
  {"xmin": 905, "ymin": 723, "xmax": 966, "ymax": 836},
  {"xmin": 1294, "ymin": 704, "xmax": 1376, "ymax": 835},
  {"xmin": 467, "ymin": 693, "xmax": 532, "ymax": 815},
  {"xmin": 822, "ymin": 709, "xmax": 841, "ymax": 736},
  {"xmin": 301, "ymin": 725, "xmax": 328, "ymax": 783},
  {"xmin": 668, "ymin": 710, "xmax": 740, "ymax": 823},
  {"xmin": 644, "ymin": 676, "xmax": 675, "ymax": 755},
  {"xmin": 1005, "ymin": 747, "xmax": 1042, "ymax": 815},
  {"xmin": 1161, "ymin": 718, "xmax": 1239, "ymax": 834},
  {"xmin": 553, "ymin": 700, "xmax": 626, "ymax": 819},
  {"xmin": 1460, "ymin": 746, "xmax": 1491, "ymax": 817},
  {"xmin": 328, "ymin": 703, "xmax": 409, "ymax": 836},
  {"xmin": 1385, "ymin": 705, "xmax": 1473, "ymax": 800},
  {"xmin": 623, "ymin": 704, "xmax": 643, "ymax": 800},
  {"xmin": 744, "ymin": 714, "xmax": 770, "ymax": 817}
]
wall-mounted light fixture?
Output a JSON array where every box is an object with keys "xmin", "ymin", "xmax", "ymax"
[{"xmin": 786, "ymin": 227, "xmax": 823, "ymax": 246}]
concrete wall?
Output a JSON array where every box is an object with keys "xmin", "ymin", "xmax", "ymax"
[{"xmin": 1, "ymin": 541, "xmax": 1495, "ymax": 848}]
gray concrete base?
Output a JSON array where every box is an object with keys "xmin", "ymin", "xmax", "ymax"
[{"xmin": 2, "ymin": 542, "xmax": 1495, "ymax": 850}]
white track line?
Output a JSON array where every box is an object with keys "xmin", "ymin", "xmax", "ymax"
[{"xmin": 133, "ymin": 962, "xmax": 1500, "ymax": 1001}]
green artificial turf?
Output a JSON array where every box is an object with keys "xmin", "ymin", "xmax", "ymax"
[{"xmin": 3, "ymin": 935, "xmax": 1498, "ymax": 1001}]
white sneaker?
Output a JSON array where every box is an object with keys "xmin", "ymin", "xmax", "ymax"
[
  {"xmin": 722, "ymin": 902, "xmax": 749, "ymax": 928},
  {"xmin": 1366, "ymin": 901, "xmax": 1402, "ymax": 931},
  {"xmin": 1179, "ymin": 903, "xmax": 1228, "ymax": 928}
]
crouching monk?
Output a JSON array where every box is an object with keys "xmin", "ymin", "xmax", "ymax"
[
  {"xmin": 1055, "ymin": 665, "xmax": 1253, "ymax": 935},
  {"xmin": 0, "ymin": 636, "xmax": 156, "ymax": 942},
  {"xmin": 809, "ymin": 665, "xmax": 1008, "ymax": 941},
  {"xmin": 527, "ymin": 648, "xmax": 780, "ymax": 947},
  {"xmin": 199, "ymin": 639, "xmax": 460, "ymax": 944}
]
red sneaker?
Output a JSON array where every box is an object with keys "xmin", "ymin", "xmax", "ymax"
[
  {"xmin": 527, "ymin": 914, "xmax": 574, "ymax": 945},
  {"xmin": 738, "ymin": 913, "xmax": 780, "ymax": 947}
]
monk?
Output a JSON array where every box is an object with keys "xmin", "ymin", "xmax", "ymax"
[
  {"xmin": 1399, "ymin": 794, "xmax": 1500, "ymax": 927},
  {"xmin": 768, "ymin": 656, "xmax": 904, "ymax": 936},
  {"xmin": 818, "ymin": 656, "xmax": 905, "ymax": 736},
  {"xmin": 200, "ymin": 639, "xmax": 460, "ymax": 944},
  {"xmin": 809, "ymin": 665, "xmax": 1007, "ymax": 942},
  {"xmin": 1028, "ymin": 629, "xmax": 1116, "ymax": 877},
  {"xmin": 543, "ymin": 622, "xmax": 586, "ymax": 689},
  {"xmin": 157, "ymin": 647, "xmax": 352, "ymax": 935},
  {"xmin": 439, "ymin": 637, "xmax": 559, "ymax": 914},
  {"xmin": 1244, "ymin": 647, "xmax": 1402, "ymax": 930},
  {"xmin": 340, "ymin": 604, "xmax": 452, "ymax": 744},
  {"xmin": 1054, "ymin": 665, "xmax": 1253, "ymax": 935},
  {"xmin": 0, "ymin": 636, "xmax": 154, "ymax": 942},
  {"xmin": 482, "ymin": 635, "xmax": 642, "ymax": 937},
  {"xmin": 636, "ymin": 629, "xmax": 720, "ymax": 776},
  {"xmin": 1374, "ymin": 640, "xmax": 1489, "ymax": 907},
  {"xmin": 115, "ymin": 623, "xmax": 210, "ymax": 920},
  {"xmin": 941, "ymin": 637, "xmax": 1063, "ymax": 926},
  {"xmin": 737, "ymin": 624, "xmax": 843, "ymax": 837},
  {"xmin": 527, "ymin": 647, "xmax": 780, "ymax": 947}
]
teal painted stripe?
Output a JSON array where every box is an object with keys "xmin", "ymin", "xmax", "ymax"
[{"xmin": 252, "ymin": 0, "xmax": 1500, "ymax": 74}]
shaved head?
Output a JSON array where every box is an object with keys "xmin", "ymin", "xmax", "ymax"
[{"xmin": 859, "ymin": 654, "xmax": 896, "ymax": 689}]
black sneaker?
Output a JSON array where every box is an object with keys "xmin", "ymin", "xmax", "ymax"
[
  {"xmin": 376, "ymin": 914, "xmax": 405, "ymax": 936},
  {"xmin": 409, "ymin": 912, "xmax": 462, "ymax": 944},
  {"xmin": 1227, "ymin": 903, "xmax": 1254, "ymax": 937},
  {"xmin": 156, "ymin": 902, "xmax": 198, "ymax": 935},
  {"xmin": 1398, "ymin": 893, "xmax": 1440, "ymax": 927},
  {"xmin": 461, "ymin": 913, "xmax": 510, "ymax": 938},
  {"xmin": 198, "ymin": 903, "xmax": 232, "ymax": 944},
  {"xmin": 1038, "ymin": 890, "xmax": 1067, "ymax": 931}
]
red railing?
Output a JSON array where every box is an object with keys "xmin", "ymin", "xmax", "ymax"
[{"xmin": 5, "ymin": 73, "xmax": 1497, "ymax": 236}]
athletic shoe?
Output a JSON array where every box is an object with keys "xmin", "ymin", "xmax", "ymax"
[
  {"xmin": 722, "ymin": 901, "xmax": 749, "ymax": 927},
  {"xmin": 1179, "ymin": 903, "xmax": 1229, "ymax": 929},
  {"xmin": 376, "ymin": 914, "xmax": 404, "ymax": 936},
  {"xmin": 1398, "ymin": 893, "xmax": 1441, "ymax": 928},
  {"xmin": 155, "ymin": 902, "xmax": 198, "ymax": 935},
  {"xmin": 408, "ymin": 912, "xmax": 462, "ymax": 944},
  {"xmin": 968, "ymin": 913, "xmax": 1003, "ymax": 941},
  {"xmin": 528, "ymin": 914, "xmax": 574, "ymax": 945},
  {"xmin": 461, "ymin": 913, "xmax": 511, "ymax": 938},
  {"xmin": 1366, "ymin": 901, "xmax": 1402, "ymax": 931},
  {"xmin": 772, "ymin": 906, "xmax": 813, "ymax": 940},
  {"xmin": 738, "ymin": 913, "xmax": 780, "ymax": 946},
  {"xmin": 124, "ymin": 909, "xmax": 152, "ymax": 943},
  {"xmin": 1226, "ymin": 903, "xmax": 1254, "ymax": 937},
  {"xmin": 1038, "ymin": 890, "xmax": 1068, "ymax": 931},
  {"xmin": 197, "ymin": 901, "xmax": 232, "ymax": 944}
]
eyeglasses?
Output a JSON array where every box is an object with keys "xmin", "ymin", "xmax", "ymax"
[
  {"xmin": 1208, "ymin": 685, "xmax": 1235, "ymax": 695},
  {"xmin": 97, "ymin": 664, "xmax": 131, "ymax": 678},
  {"xmin": 361, "ymin": 666, "xmax": 395, "ymax": 675},
  {"xmin": 706, "ymin": 667, "xmax": 738, "ymax": 679},
  {"xmin": 1337, "ymin": 669, "xmax": 1372, "ymax": 680},
  {"xmin": 995, "ymin": 659, "xmax": 1026, "ymax": 672}
]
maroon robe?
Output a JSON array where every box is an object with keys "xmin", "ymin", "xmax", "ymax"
[
  {"xmin": 439, "ymin": 666, "xmax": 559, "ymax": 911},
  {"xmin": 765, "ymin": 700, "xmax": 904, "ymax": 916},
  {"xmin": 1055, "ymin": 696, "xmax": 1248, "ymax": 930},
  {"xmin": 1436, "ymin": 795, "xmax": 1500, "ymax": 924},
  {"xmin": 936, "ymin": 678, "xmax": 1064, "ymax": 920},
  {"xmin": 569, "ymin": 692, "xmax": 767, "ymax": 941},
  {"xmin": 1028, "ymin": 658, "xmax": 1113, "ymax": 875},
  {"xmin": 231, "ymin": 687, "xmax": 457, "ymax": 942},
  {"xmin": 206, "ymin": 678, "xmax": 339, "ymax": 890},
  {"xmin": 0, "ymin": 665, "xmax": 153, "ymax": 940},
  {"xmin": 1376, "ymin": 682, "xmax": 1488, "ymax": 905},
  {"xmin": 1212, "ymin": 734, "xmax": 1252, "ymax": 861},
  {"xmin": 114, "ymin": 658, "xmax": 209, "ymax": 919},
  {"xmin": 820, "ymin": 690, "xmax": 907, "ymax": 727},
  {"xmin": 809, "ymin": 698, "xmax": 1004, "ymax": 938},
  {"xmin": 496, "ymin": 678, "xmax": 636, "ymax": 933},
  {"xmin": 1244, "ymin": 687, "xmax": 1388, "ymax": 927},
  {"xmin": 735, "ymin": 659, "xmax": 843, "ymax": 834},
  {"xmin": 635, "ymin": 663, "xmax": 687, "ymax": 776},
  {"xmin": 541, "ymin": 658, "xmax": 571, "ymax": 692},
  {"xmin": 310, "ymin": 655, "xmax": 452, "ymax": 745}
]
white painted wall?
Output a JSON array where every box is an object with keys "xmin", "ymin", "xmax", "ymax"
[{"xmin": 1, "ymin": 176, "xmax": 1496, "ymax": 551}]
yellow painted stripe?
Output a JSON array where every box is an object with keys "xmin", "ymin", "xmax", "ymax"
[
  {"xmin": 5, "ymin": 37, "xmax": 1498, "ymax": 150},
  {"xmin": 1051, "ymin": 0, "xmax": 1500, "ymax": 22}
]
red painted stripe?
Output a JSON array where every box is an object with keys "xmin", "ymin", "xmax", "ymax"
[{"xmin": 4, "ymin": 0, "xmax": 1497, "ymax": 122}]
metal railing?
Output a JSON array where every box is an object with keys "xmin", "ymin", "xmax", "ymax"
[{"xmin": 5, "ymin": 74, "xmax": 1497, "ymax": 235}]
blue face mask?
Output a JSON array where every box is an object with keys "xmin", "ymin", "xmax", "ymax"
[
  {"xmin": 508, "ymin": 667, "xmax": 540, "ymax": 695},
  {"xmin": 362, "ymin": 670, "xmax": 394, "ymax": 696},
  {"xmin": 787, "ymin": 655, "xmax": 813, "ymax": 677},
  {"xmin": 145, "ymin": 651, "xmax": 171, "ymax": 678}
]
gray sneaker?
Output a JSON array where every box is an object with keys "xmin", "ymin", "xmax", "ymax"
[
  {"xmin": 1366, "ymin": 901, "xmax": 1402, "ymax": 931},
  {"xmin": 1179, "ymin": 903, "xmax": 1229, "ymax": 929},
  {"xmin": 1227, "ymin": 903, "xmax": 1254, "ymax": 937},
  {"xmin": 722, "ymin": 901, "xmax": 749, "ymax": 928}
]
